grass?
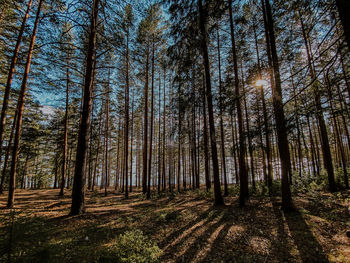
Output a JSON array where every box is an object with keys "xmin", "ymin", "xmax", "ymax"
[{"xmin": 0, "ymin": 187, "xmax": 349, "ymax": 262}]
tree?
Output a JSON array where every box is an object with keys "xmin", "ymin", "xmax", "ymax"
[
  {"xmin": 7, "ymin": 0, "xmax": 44, "ymax": 208},
  {"xmin": 0, "ymin": 0, "xmax": 33, "ymax": 195},
  {"xmin": 70, "ymin": 0, "xmax": 100, "ymax": 215},
  {"xmin": 198, "ymin": 0, "xmax": 224, "ymax": 206},
  {"xmin": 262, "ymin": 0, "xmax": 293, "ymax": 210}
]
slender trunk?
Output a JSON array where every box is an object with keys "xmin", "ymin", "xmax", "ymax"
[
  {"xmin": 325, "ymin": 73, "xmax": 348, "ymax": 188},
  {"xmin": 0, "ymin": 0, "xmax": 33, "ymax": 175},
  {"xmin": 142, "ymin": 51, "xmax": 149, "ymax": 194},
  {"xmin": 70, "ymin": 0, "xmax": 99, "ymax": 215},
  {"xmin": 124, "ymin": 33, "xmax": 130, "ymax": 198},
  {"xmin": 0, "ymin": 110, "xmax": 17, "ymax": 194},
  {"xmin": 104, "ymin": 69, "xmax": 110, "ymax": 196},
  {"xmin": 263, "ymin": 0, "xmax": 293, "ymax": 210},
  {"xmin": 229, "ymin": 0, "xmax": 248, "ymax": 206},
  {"xmin": 217, "ymin": 25, "xmax": 228, "ymax": 196},
  {"xmin": 198, "ymin": 0, "xmax": 224, "ymax": 206},
  {"xmin": 7, "ymin": 0, "xmax": 43, "ymax": 208},
  {"xmin": 242, "ymin": 65, "xmax": 255, "ymax": 189},
  {"xmin": 147, "ymin": 41, "xmax": 155, "ymax": 199},
  {"xmin": 299, "ymin": 11, "xmax": 336, "ymax": 191},
  {"xmin": 202, "ymin": 79, "xmax": 211, "ymax": 191},
  {"xmin": 162, "ymin": 65, "xmax": 166, "ymax": 191},
  {"xmin": 59, "ymin": 61, "xmax": 70, "ymax": 196},
  {"xmin": 130, "ymin": 86, "xmax": 134, "ymax": 193}
]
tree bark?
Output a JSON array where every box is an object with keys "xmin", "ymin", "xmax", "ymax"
[
  {"xmin": 198, "ymin": 0, "xmax": 224, "ymax": 206},
  {"xmin": 229, "ymin": 0, "xmax": 249, "ymax": 206},
  {"xmin": 7, "ymin": 0, "xmax": 43, "ymax": 208},
  {"xmin": 263, "ymin": 0, "xmax": 293, "ymax": 210},
  {"xmin": 0, "ymin": 0, "xmax": 33, "ymax": 178},
  {"xmin": 70, "ymin": 0, "xmax": 99, "ymax": 215}
]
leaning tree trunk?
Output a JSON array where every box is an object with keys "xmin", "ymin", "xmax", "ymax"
[
  {"xmin": 70, "ymin": 0, "xmax": 99, "ymax": 215},
  {"xmin": 198, "ymin": 0, "xmax": 224, "ymax": 206},
  {"xmin": 7, "ymin": 0, "xmax": 43, "ymax": 208},
  {"xmin": 0, "ymin": 0, "xmax": 33, "ymax": 188},
  {"xmin": 299, "ymin": 11, "xmax": 336, "ymax": 192}
]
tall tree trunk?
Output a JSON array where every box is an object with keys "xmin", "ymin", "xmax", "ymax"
[
  {"xmin": 263, "ymin": 0, "xmax": 293, "ymax": 210},
  {"xmin": 124, "ymin": 32, "xmax": 130, "ymax": 198},
  {"xmin": 104, "ymin": 69, "xmax": 110, "ymax": 196},
  {"xmin": 325, "ymin": 73, "xmax": 349, "ymax": 188},
  {"xmin": 59, "ymin": 60, "xmax": 70, "ymax": 196},
  {"xmin": 202, "ymin": 78, "xmax": 211, "ymax": 191},
  {"xmin": 0, "ymin": 0, "xmax": 33, "ymax": 180},
  {"xmin": 142, "ymin": 51, "xmax": 150, "ymax": 194},
  {"xmin": 70, "ymin": 0, "xmax": 99, "ymax": 215},
  {"xmin": 162, "ymin": 65, "xmax": 167, "ymax": 191},
  {"xmin": 0, "ymin": 109, "xmax": 17, "ymax": 194},
  {"xmin": 147, "ymin": 41, "xmax": 155, "ymax": 199},
  {"xmin": 198, "ymin": 0, "xmax": 224, "ymax": 206},
  {"xmin": 7, "ymin": 0, "xmax": 43, "ymax": 208},
  {"xmin": 299, "ymin": 11, "xmax": 336, "ymax": 192},
  {"xmin": 217, "ymin": 25, "xmax": 228, "ymax": 196},
  {"xmin": 158, "ymin": 72, "xmax": 162, "ymax": 193},
  {"xmin": 242, "ymin": 64, "xmax": 255, "ymax": 190},
  {"xmin": 130, "ymin": 85, "xmax": 134, "ymax": 193},
  {"xmin": 229, "ymin": 0, "xmax": 248, "ymax": 206}
]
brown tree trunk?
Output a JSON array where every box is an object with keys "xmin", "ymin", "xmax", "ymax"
[
  {"xmin": 70, "ymin": 0, "xmax": 99, "ymax": 215},
  {"xmin": 202, "ymin": 78, "xmax": 211, "ymax": 191},
  {"xmin": 147, "ymin": 41, "xmax": 155, "ymax": 199},
  {"xmin": 104, "ymin": 69, "xmax": 110, "ymax": 196},
  {"xmin": 59, "ymin": 61, "xmax": 70, "ymax": 196},
  {"xmin": 142, "ymin": 51, "xmax": 149, "ymax": 194},
  {"xmin": 0, "ymin": 109, "xmax": 17, "ymax": 194},
  {"xmin": 0, "ymin": 0, "xmax": 33, "ymax": 178},
  {"xmin": 263, "ymin": 0, "xmax": 293, "ymax": 210},
  {"xmin": 198, "ymin": 0, "xmax": 224, "ymax": 206},
  {"xmin": 299, "ymin": 11, "xmax": 336, "ymax": 192},
  {"xmin": 229, "ymin": 0, "xmax": 248, "ymax": 206},
  {"xmin": 217, "ymin": 25, "xmax": 228, "ymax": 196},
  {"xmin": 7, "ymin": 0, "xmax": 43, "ymax": 208}
]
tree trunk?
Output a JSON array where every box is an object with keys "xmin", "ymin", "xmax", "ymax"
[
  {"xmin": 336, "ymin": 0, "xmax": 350, "ymax": 50},
  {"xmin": 263, "ymin": 0, "xmax": 293, "ymax": 210},
  {"xmin": 198, "ymin": 0, "xmax": 224, "ymax": 206},
  {"xmin": 7, "ymin": 0, "xmax": 43, "ymax": 208},
  {"xmin": 147, "ymin": 41, "xmax": 155, "ymax": 199},
  {"xmin": 0, "ymin": 0, "xmax": 33, "ymax": 176},
  {"xmin": 229, "ymin": 0, "xmax": 248, "ymax": 206},
  {"xmin": 70, "ymin": 0, "xmax": 99, "ymax": 215},
  {"xmin": 299, "ymin": 11, "xmax": 336, "ymax": 191},
  {"xmin": 217, "ymin": 25, "xmax": 228, "ymax": 196},
  {"xmin": 142, "ymin": 51, "xmax": 150, "ymax": 194},
  {"xmin": 59, "ymin": 60, "xmax": 70, "ymax": 196}
]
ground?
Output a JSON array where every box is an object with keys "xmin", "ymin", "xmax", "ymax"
[{"xmin": 0, "ymin": 188, "xmax": 349, "ymax": 262}]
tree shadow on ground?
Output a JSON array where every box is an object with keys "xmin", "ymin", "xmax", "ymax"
[{"xmin": 284, "ymin": 209, "xmax": 329, "ymax": 263}]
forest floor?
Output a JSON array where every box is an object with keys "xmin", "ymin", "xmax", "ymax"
[{"xmin": 0, "ymin": 187, "xmax": 349, "ymax": 263}]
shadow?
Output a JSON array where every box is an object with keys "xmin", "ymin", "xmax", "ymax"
[
  {"xmin": 285, "ymin": 209, "xmax": 329, "ymax": 263},
  {"xmin": 270, "ymin": 198, "xmax": 294, "ymax": 262}
]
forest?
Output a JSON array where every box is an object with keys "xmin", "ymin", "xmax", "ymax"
[{"xmin": 0, "ymin": 0, "xmax": 349, "ymax": 262}]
